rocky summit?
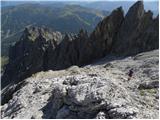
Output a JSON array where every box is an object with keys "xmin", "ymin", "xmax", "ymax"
[
  {"xmin": 1, "ymin": 50, "xmax": 159, "ymax": 119},
  {"xmin": 111, "ymin": 1, "xmax": 159, "ymax": 55},
  {"xmin": 1, "ymin": 1, "xmax": 159, "ymax": 119},
  {"xmin": 2, "ymin": 1, "xmax": 158, "ymax": 89}
]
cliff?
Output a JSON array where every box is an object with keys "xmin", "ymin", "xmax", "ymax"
[
  {"xmin": 1, "ymin": 1, "xmax": 159, "ymax": 119},
  {"xmin": 1, "ymin": 50, "xmax": 159, "ymax": 119},
  {"xmin": 2, "ymin": 0, "xmax": 159, "ymax": 96}
]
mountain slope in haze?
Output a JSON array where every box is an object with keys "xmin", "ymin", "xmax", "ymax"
[
  {"xmin": 76, "ymin": 1, "xmax": 159, "ymax": 15},
  {"xmin": 1, "ymin": 4, "xmax": 109, "ymax": 56},
  {"xmin": 2, "ymin": 0, "xmax": 158, "ymax": 15}
]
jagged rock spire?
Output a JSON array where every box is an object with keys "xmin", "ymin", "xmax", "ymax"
[
  {"xmin": 111, "ymin": 0, "xmax": 158, "ymax": 56},
  {"xmin": 126, "ymin": 0, "xmax": 144, "ymax": 19},
  {"xmin": 2, "ymin": 1, "xmax": 158, "ymax": 89}
]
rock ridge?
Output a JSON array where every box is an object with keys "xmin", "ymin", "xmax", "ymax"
[
  {"xmin": 1, "ymin": 50, "xmax": 159, "ymax": 119},
  {"xmin": 2, "ymin": 1, "xmax": 159, "ymax": 89}
]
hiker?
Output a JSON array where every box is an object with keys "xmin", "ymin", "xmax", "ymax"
[{"xmin": 128, "ymin": 69, "xmax": 133, "ymax": 81}]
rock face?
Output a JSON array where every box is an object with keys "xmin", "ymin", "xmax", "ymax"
[
  {"xmin": 111, "ymin": 1, "xmax": 159, "ymax": 55},
  {"xmin": 1, "ymin": 27, "xmax": 63, "ymax": 87},
  {"xmin": 1, "ymin": 50, "xmax": 159, "ymax": 119},
  {"xmin": 45, "ymin": 30, "xmax": 89, "ymax": 70},
  {"xmin": 2, "ymin": 1, "xmax": 159, "ymax": 91},
  {"xmin": 78, "ymin": 7, "xmax": 124, "ymax": 65}
]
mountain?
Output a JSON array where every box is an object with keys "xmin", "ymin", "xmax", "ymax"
[
  {"xmin": 75, "ymin": 1, "xmax": 159, "ymax": 15},
  {"xmin": 1, "ymin": 1, "xmax": 159, "ymax": 119},
  {"xmin": 2, "ymin": 1, "xmax": 158, "ymax": 88},
  {"xmin": 1, "ymin": 1, "xmax": 67, "ymax": 8},
  {"xmin": 1, "ymin": 4, "xmax": 109, "ymax": 56},
  {"xmin": 111, "ymin": 1, "xmax": 159, "ymax": 55},
  {"xmin": 2, "ymin": 1, "xmax": 158, "ymax": 15},
  {"xmin": 1, "ymin": 49, "xmax": 159, "ymax": 119}
]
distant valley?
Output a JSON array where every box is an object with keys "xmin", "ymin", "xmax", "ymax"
[
  {"xmin": 2, "ymin": 1, "xmax": 159, "ymax": 14},
  {"xmin": 1, "ymin": 0, "xmax": 158, "ymax": 58},
  {"xmin": 1, "ymin": 3, "xmax": 109, "ymax": 59}
]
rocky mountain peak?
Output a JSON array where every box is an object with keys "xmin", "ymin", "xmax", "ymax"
[
  {"xmin": 120, "ymin": 0, "xmax": 144, "ymax": 34},
  {"xmin": 111, "ymin": 1, "xmax": 158, "ymax": 56},
  {"xmin": 2, "ymin": 27, "xmax": 63, "ymax": 88},
  {"xmin": 126, "ymin": 1, "xmax": 144, "ymax": 20},
  {"xmin": 2, "ymin": 1, "xmax": 159, "ymax": 89},
  {"xmin": 79, "ymin": 6, "xmax": 124, "ymax": 65},
  {"xmin": 21, "ymin": 26, "xmax": 62, "ymax": 42},
  {"xmin": 1, "ymin": 1, "xmax": 159, "ymax": 118},
  {"xmin": 1, "ymin": 49, "xmax": 159, "ymax": 119},
  {"xmin": 91, "ymin": 6, "xmax": 124, "ymax": 37}
]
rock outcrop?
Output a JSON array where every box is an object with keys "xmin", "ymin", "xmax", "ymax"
[
  {"xmin": 1, "ymin": 27, "xmax": 63, "ymax": 87},
  {"xmin": 78, "ymin": 7, "xmax": 124, "ymax": 65},
  {"xmin": 1, "ymin": 50, "xmax": 159, "ymax": 119},
  {"xmin": 111, "ymin": 1, "xmax": 159, "ymax": 55},
  {"xmin": 45, "ymin": 30, "xmax": 89, "ymax": 70},
  {"xmin": 2, "ymin": 1, "xmax": 159, "ymax": 92}
]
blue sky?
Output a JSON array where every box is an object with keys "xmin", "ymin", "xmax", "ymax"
[{"xmin": 1, "ymin": 0, "xmax": 159, "ymax": 1}]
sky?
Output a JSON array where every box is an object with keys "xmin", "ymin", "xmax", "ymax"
[{"xmin": 1, "ymin": 0, "xmax": 159, "ymax": 2}]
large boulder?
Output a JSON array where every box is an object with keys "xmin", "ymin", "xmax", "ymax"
[{"xmin": 1, "ymin": 75, "xmax": 138, "ymax": 119}]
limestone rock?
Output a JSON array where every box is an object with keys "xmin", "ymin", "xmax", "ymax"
[
  {"xmin": 1, "ymin": 50, "xmax": 159, "ymax": 119},
  {"xmin": 1, "ymin": 27, "xmax": 63, "ymax": 88},
  {"xmin": 112, "ymin": 1, "xmax": 159, "ymax": 55},
  {"xmin": 138, "ymin": 80, "xmax": 159, "ymax": 89},
  {"xmin": 2, "ymin": 1, "xmax": 158, "ymax": 89},
  {"xmin": 79, "ymin": 7, "xmax": 124, "ymax": 65}
]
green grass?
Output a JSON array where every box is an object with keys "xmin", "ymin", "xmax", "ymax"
[
  {"xmin": 1, "ymin": 56, "xmax": 9, "ymax": 71},
  {"xmin": 140, "ymin": 89, "xmax": 157, "ymax": 96},
  {"xmin": 140, "ymin": 90, "xmax": 145, "ymax": 96}
]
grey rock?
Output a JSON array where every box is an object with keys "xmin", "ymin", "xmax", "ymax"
[
  {"xmin": 2, "ymin": 1, "xmax": 158, "ymax": 90},
  {"xmin": 138, "ymin": 80, "xmax": 159, "ymax": 89},
  {"xmin": 95, "ymin": 111, "xmax": 106, "ymax": 119},
  {"xmin": 56, "ymin": 106, "xmax": 70, "ymax": 119},
  {"xmin": 79, "ymin": 7, "xmax": 124, "ymax": 65},
  {"xmin": 2, "ymin": 27, "xmax": 63, "ymax": 88},
  {"xmin": 1, "ymin": 1, "xmax": 159, "ymax": 119},
  {"xmin": 112, "ymin": 1, "xmax": 158, "ymax": 55},
  {"xmin": 1, "ymin": 50, "xmax": 159, "ymax": 119}
]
